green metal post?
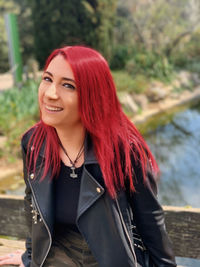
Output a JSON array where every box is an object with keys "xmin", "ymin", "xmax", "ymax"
[{"xmin": 5, "ymin": 13, "xmax": 23, "ymax": 85}]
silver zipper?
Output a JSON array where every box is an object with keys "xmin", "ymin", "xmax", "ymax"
[
  {"xmin": 28, "ymin": 175, "xmax": 52, "ymax": 267},
  {"xmin": 115, "ymin": 199, "xmax": 138, "ymax": 267}
]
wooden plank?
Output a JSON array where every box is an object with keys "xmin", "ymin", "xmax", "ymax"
[
  {"xmin": 0, "ymin": 195, "xmax": 27, "ymax": 239},
  {"xmin": 0, "ymin": 238, "xmax": 25, "ymax": 256},
  {"xmin": 164, "ymin": 206, "xmax": 200, "ymax": 259},
  {"xmin": 0, "ymin": 195, "xmax": 200, "ymax": 258}
]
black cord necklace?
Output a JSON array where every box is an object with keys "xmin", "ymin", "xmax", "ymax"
[{"xmin": 59, "ymin": 141, "xmax": 84, "ymax": 178}]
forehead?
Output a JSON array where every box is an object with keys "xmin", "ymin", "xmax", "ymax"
[{"xmin": 46, "ymin": 55, "xmax": 74, "ymax": 79}]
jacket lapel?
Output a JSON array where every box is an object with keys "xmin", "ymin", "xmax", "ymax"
[
  {"xmin": 77, "ymin": 166, "xmax": 105, "ymax": 220},
  {"xmin": 77, "ymin": 134, "xmax": 105, "ymax": 221}
]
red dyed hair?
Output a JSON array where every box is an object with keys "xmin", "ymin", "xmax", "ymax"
[{"xmin": 26, "ymin": 46, "xmax": 158, "ymax": 198}]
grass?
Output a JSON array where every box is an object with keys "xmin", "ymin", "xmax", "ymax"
[{"xmin": 112, "ymin": 70, "xmax": 149, "ymax": 94}]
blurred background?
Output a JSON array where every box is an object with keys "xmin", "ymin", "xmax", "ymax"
[{"xmin": 0, "ymin": 1, "xmax": 200, "ymax": 265}]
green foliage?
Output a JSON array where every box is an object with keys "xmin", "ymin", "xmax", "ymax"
[
  {"xmin": 0, "ymin": 80, "xmax": 39, "ymax": 156},
  {"xmin": 0, "ymin": 0, "xmax": 34, "ymax": 73},
  {"xmin": 116, "ymin": 0, "xmax": 199, "ymax": 54},
  {"xmin": 170, "ymin": 29, "xmax": 200, "ymax": 72},
  {"xmin": 29, "ymin": 0, "xmax": 88, "ymax": 67},
  {"xmin": 28, "ymin": 0, "xmax": 117, "ymax": 68},
  {"xmin": 0, "ymin": 0, "xmax": 19, "ymax": 72},
  {"xmin": 184, "ymin": 61, "xmax": 200, "ymax": 73},
  {"xmin": 126, "ymin": 51, "xmax": 174, "ymax": 81},
  {"xmin": 14, "ymin": 0, "xmax": 34, "ymax": 67},
  {"xmin": 112, "ymin": 70, "xmax": 148, "ymax": 94},
  {"xmin": 110, "ymin": 45, "xmax": 129, "ymax": 70},
  {"xmin": 91, "ymin": 0, "xmax": 117, "ymax": 60},
  {"xmin": 114, "ymin": 0, "xmax": 200, "ymax": 81},
  {"xmin": 0, "ymin": 0, "xmax": 117, "ymax": 72},
  {"xmin": 114, "ymin": 4, "xmax": 133, "ymax": 46}
]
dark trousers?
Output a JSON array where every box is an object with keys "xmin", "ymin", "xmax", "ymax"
[{"xmin": 43, "ymin": 229, "xmax": 98, "ymax": 267}]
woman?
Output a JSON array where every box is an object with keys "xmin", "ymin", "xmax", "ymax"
[{"xmin": 0, "ymin": 46, "xmax": 176, "ymax": 267}]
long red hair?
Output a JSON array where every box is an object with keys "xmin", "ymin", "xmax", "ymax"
[{"xmin": 26, "ymin": 46, "xmax": 158, "ymax": 198}]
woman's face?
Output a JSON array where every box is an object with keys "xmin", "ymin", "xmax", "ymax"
[{"xmin": 38, "ymin": 55, "xmax": 81, "ymax": 130}]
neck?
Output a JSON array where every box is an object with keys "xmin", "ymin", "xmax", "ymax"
[
  {"xmin": 56, "ymin": 124, "xmax": 85, "ymax": 149},
  {"xmin": 55, "ymin": 124, "xmax": 86, "ymax": 167}
]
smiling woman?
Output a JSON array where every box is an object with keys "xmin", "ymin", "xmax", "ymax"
[{"xmin": 0, "ymin": 46, "xmax": 177, "ymax": 267}]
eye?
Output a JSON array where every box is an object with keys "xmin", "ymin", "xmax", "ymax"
[
  {"xmin": 43, "ymin": 76, "xmax": 52, "ymax": 82},
  {"xmin": 62, "ymin": 83, "xmax": 76, "ymax": 90}
]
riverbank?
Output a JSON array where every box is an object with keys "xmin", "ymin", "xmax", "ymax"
[{"xmin": 133, "ymin": 86, "xmax": 200, "ymax": 125}]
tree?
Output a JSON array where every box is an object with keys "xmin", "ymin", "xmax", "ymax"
[
  {"xmin": 15, "ymin": 0, "xmax": 34, "ymax": 65},
  {"xmin": 113, "ymin": 0, "xmax": 200, "ymax": 77},
  {"xmin": 84, "ymin": 0, "xmax": 117, "ymax": 59},
  {"xmin": 28, "ymin": 0, "xmax": 117, "ymax": 68},
  {"xmin": 116, "ymin": 0, "xmax": 200, "ymax": 56}
]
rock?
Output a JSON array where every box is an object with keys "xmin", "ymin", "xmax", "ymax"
[
  {"xmin": 147, "ymin": 82, "xmax": 168, "ymax": 102},
  {"xmin": 172, "ymin": 71, "xmax": 200, "ymax": 90},
  {"xmin": 172, "ymin": 79, "xmax": 181, "ymax": 89},
  {"xmin": 176, "ymin": 71, "xmax": 191, "ymax": 88},
  {"xmin": 132, "ymin": 94, "xmax": 148, "ymax": 109},
  {"xmin": 118, "ymin": 93, "xmax": 139, "ymax": 113},
  {"xmin": 191, "ymin": 73, "xmax": 200, "ymax": 86},
  {"xmin": 164, "ymin": 85, "xmax": 173, "ymax": 93}
]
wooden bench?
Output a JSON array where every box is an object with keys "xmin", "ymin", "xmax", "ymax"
[{"xmin": 0, "ymin": 194, "xmax": 200, "ymax": 259}]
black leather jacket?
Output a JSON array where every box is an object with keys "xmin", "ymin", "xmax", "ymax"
[{"xmin": 21, "ymin": 130, "xmax": 176, "ymax": 267}]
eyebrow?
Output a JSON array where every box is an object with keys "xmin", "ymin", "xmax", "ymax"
[{"xmin": 44, "ymin": 71, "xmax": 76, "ymax": 84}]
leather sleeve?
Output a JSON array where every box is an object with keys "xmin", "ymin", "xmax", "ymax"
[
  {"xmin": 129, "ymin": 162, "xmax": 177, "ymax": 267},
  {"xmin": 21, "ymin": 140, "xmax": 32, "ymax": 267}
]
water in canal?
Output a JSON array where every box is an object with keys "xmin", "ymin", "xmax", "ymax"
[
  {"xmin": 144, "ymin": 103, "xmax": 200, "ymax": 267},
  {"xmin": 144, "ymin": 104, "xmax": 200, "ymax": 208}
]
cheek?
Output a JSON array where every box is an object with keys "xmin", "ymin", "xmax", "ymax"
[{"xmin": 72, "ymin": 96, "xmax": 79, "ymax": 113}]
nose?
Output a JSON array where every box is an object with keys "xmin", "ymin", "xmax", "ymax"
[{"xmin": 45, "ymin": 83, "xmax": 59, "ymax": 99}]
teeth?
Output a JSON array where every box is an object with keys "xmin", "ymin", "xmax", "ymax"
[{"xmin": 45, "ymin": 105, "xmax": 63, "ymax": 111}]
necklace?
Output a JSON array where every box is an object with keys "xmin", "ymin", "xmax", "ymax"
[{"xmin": 59, "ymin": 141, "xmax": 84, "ymax": 178}]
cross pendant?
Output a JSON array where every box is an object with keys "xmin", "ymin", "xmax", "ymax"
[{"xmin": 70, "ymin": 166, "xmax": 78, "ymax": 178}]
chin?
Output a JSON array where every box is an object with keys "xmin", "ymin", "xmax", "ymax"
[{"xmin": 41, "ymin": 117, "xmax": 59, "ymax": 128}]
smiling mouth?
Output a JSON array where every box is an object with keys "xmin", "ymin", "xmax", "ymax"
[{"xmin": 45, "ymin": 105, "xmax": 63, "ymax": 112}]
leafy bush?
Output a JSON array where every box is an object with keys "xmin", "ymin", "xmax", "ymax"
[
  {"xmin": 110, "ymin": 45, "xmax": 129, "ymax": 70},
  {"xmin": 126, "ymin": 52, "xmax": 174, "ymax": 81},
  {"xmin": 0, "ymin": 80, "xmax": 39, "ymax": 157},
  {"xmin": 184, "ymin": 61, "xmax": 200, "ymax": 73},
  {"xmin": 172, "ymin": 52, "xmax": 200, "ymax": 73},
  {"xmin": 170, "ymin": 29, "xmax": 200, "ymax": 72}
]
